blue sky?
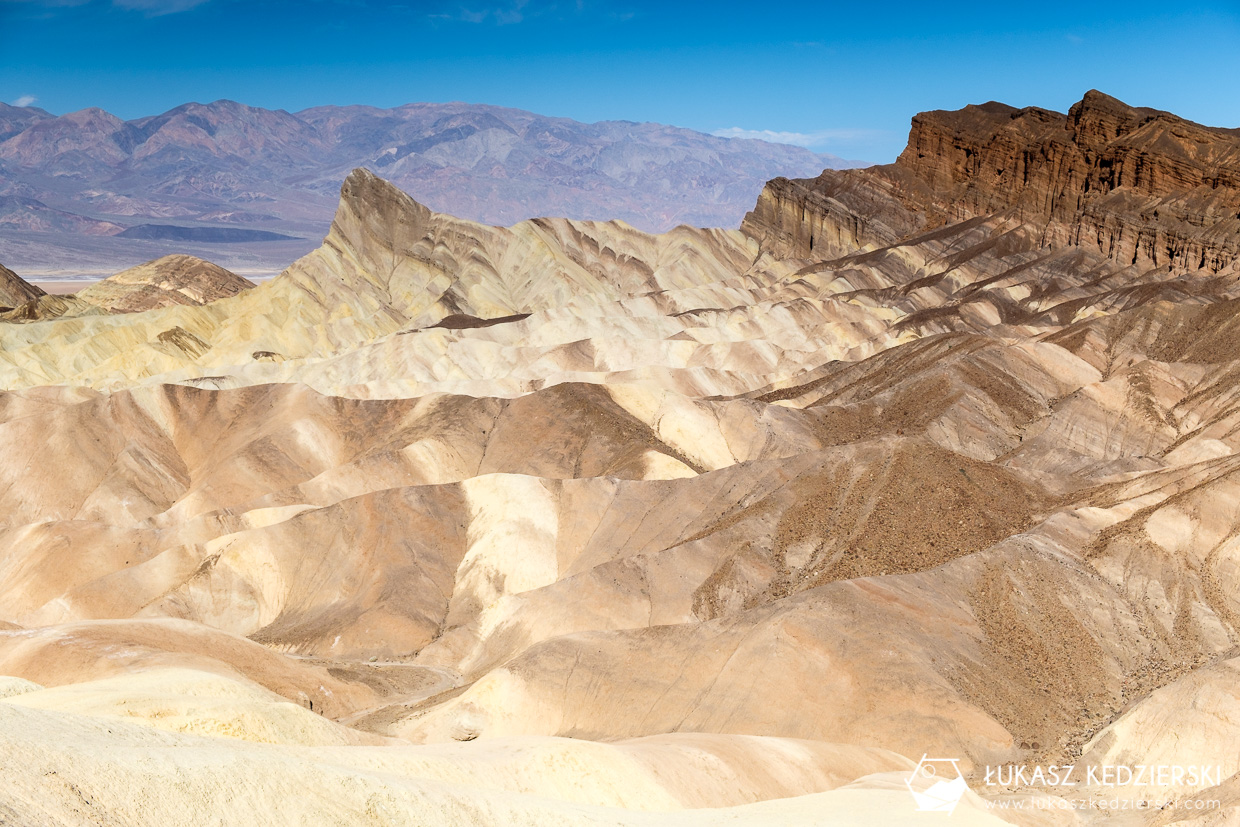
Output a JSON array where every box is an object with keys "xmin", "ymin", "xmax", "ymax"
[{"xmin": 2, "ymin": 0, "xmax": 1238, "ymax": 162}]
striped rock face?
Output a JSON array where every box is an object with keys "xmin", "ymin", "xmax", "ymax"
[{"xmin": 2, "ymin": 91, "xmax": 1240, "ymax": 826}]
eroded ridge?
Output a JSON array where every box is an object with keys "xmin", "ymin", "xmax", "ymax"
[{"xmin": 2, "ymin": 91, "xmax": 1240, "ymax": 826}]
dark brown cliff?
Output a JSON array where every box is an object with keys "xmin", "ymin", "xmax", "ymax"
[{"xmin": 744, "ymin": 90, "xmax": 1240, "ymax": 272}]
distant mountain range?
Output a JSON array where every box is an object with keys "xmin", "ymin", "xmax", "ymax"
[{"xmin": 0, "ymin": 100, "xmax": 857, "ymax": 274}]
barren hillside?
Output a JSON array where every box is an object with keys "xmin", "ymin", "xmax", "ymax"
[{"xmin": 2, "ymin": 90, "xmax": 1239, "ymax": 826}]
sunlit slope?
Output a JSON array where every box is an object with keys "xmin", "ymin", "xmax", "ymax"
[{"xmin": 4, "ymin": 91, "xmax": 1240, "ymax": 826}]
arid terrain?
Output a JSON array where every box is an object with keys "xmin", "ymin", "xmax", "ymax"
[
  {"xmin": 2, "ymin": 90, "xmax": 1240, "ymax": 825},
  {"xmin": 0, "ymin": 100, "xmax": 853, "ymax": 276}
]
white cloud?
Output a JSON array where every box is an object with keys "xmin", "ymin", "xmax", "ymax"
[
  {"xmin": 0, "ymin": 0, "xmax": 208, "ymax": 13},
  {"xmin": 712, "ymin": 126, "xmax": 881, "ymax": 149},
  {"xmin": 112, "ymin": 0, "xmax": 210, "ymax": 14},
  {"xmin": 0, "ymin": 0, "xmax": 91, "ymax": 6},
  {"xmin": 430, "ymin": 0, "xmax": 530, "ymax": 25},
  {"xmin": 12, "ymin": 95, "xmax": 38, "ymax": 107}
]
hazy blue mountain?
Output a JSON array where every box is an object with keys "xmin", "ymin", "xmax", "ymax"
[{"xmin": 0, "ymin": 100, "xmax": 860, "ymax": 274}]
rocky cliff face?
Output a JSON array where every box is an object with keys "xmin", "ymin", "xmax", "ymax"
[
  {"xmin": 737, "ymin": 168, "xmax": 928, "ymax": 260},
  {"xmin": 745, "ymin": 90, "xmax": 1240, "ymax": 272}
]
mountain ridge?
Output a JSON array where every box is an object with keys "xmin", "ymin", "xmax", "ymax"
[{"xmin": 0, "ymin": 99, "xmax": 858, "ymax": 274}]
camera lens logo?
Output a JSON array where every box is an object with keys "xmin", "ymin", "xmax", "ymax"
[{"xmin": 906, "ymin": 755, "xmax": 968, "ymax": 814}]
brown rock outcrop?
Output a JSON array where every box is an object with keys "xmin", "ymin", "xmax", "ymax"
[
  {"xmin": 74, "ymin": 254, "xmax": 255, "ymax": 313},
  {"xmin": 0, "ymin": 262, "xmax": 43, "ymax": 311},
  {"xmin": 744, "ymin": 90, "xmax": 1240, "ymax": 272}
]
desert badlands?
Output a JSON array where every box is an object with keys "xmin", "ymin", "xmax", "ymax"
[{"xmin": 2, "ymin": 90, "xmax": 1240, "ymax": 825}]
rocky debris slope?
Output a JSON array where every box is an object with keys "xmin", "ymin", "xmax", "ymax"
[{"xmin": 2, "ymin": 92, "xmax": 1240, "ymax": 826}]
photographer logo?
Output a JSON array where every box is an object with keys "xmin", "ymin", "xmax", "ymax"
[{"xmin": 907, "ymin": 755, "xmax": 969, "ymax": 814}]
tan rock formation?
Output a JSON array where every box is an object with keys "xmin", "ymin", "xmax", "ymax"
[{"xmin": 3, "ymin": 91, "xmax": 1240, "ymax": 825}]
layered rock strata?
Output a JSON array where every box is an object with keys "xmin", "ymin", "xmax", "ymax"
[{"xmin": 745, "ymin": 90, "xmax": 1240, "ymax": 274}]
